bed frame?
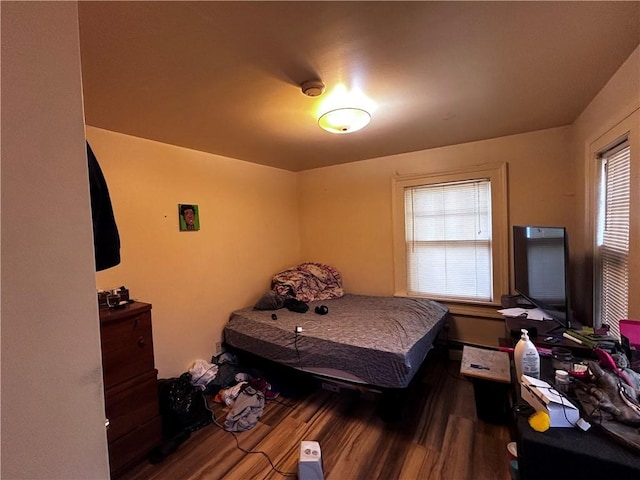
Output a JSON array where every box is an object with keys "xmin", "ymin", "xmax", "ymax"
[{"xmin": 223, "ymin": 294, "xmax": 449, "ymax": 418}]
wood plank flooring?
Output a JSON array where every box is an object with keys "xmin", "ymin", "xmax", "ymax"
[{"xmin": 121, "ymin": 348, "xmax": 512, "ymax": 480}]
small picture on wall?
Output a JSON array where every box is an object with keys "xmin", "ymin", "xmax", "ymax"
[{"xmin": 179, "ymin": 204, "xmax": 200, "ymax": 231}]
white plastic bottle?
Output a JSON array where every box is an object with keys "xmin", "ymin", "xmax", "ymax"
[{"xmin": 514, "ymin": 328, "xmax": 540, "ymax": 382}]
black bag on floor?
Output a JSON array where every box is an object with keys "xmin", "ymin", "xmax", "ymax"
[
  {"xmin": 159, "ymin": 372, "xmax": 214, "ymax": 436},
  {"xmin": 150, "ymin": 373, "xmax": 214, "ymax": 463}
]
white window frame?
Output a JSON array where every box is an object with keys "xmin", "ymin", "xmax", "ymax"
[
  {"xmin": 588, "ymin": 110, "xmax": 639, "ymax": 337},
  {"xmin": 392, "ymin": 162, "xmax": 509, "ymax": 307},
  {"xmin": 595, "ymin": 140, "xmax": 630, "ymax": 338}
]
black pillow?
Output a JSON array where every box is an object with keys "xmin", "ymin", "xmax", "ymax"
[{"xmin": 254, "ymin": 291, "xmax": 286, "ymax": 310}]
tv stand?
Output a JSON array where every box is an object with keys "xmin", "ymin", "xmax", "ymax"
[
  {"xmin": 505, "ymin": 316, "xmax": 563, "ymax": 337},
  {"xmin": 503, "ymin": 316, "xmax": 590, "ymax": 356}
]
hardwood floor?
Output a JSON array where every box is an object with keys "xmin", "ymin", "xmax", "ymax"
[{"xmin": 121, "ymin": 348, "xmax": 512, "ymax": 480}]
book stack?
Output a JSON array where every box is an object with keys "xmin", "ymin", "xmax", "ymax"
[{"xmin": 562, "ymin": 329, "xmax": 618, "ymax": 351}]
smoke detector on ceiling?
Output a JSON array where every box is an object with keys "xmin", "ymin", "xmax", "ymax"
[{"xmin": 301, "ymin": 80, "xmax": 325, "ymax": 97}]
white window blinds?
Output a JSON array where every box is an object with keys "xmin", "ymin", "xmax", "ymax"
[
  {"xmin": 404, "ymin": 179, "xmax": 492, "ymax": 301},
  {"xmin": 597, "ymin": 140, "xmax": 630, "ymax": 339}
]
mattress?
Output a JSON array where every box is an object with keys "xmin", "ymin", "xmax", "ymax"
[{"xmin": 223, "ymin": 294, "xmax": 448, "ymax": 388}]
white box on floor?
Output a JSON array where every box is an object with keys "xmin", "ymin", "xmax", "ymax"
[
  {"xmin": 298, "ymin": 440, "xmax": 324, "ymax": 480},
  {"xmin": 521, "ymin": 375, "xmax": 579, "ymax": 428}
]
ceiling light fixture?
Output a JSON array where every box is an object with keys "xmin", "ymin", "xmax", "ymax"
[
  {"xmin": 318, "ymin": 108, "xmax": 371, "ymax": 134},
  {"xmin": 301, "ymin": 80, "xmax": 375, "ymax": 135}
]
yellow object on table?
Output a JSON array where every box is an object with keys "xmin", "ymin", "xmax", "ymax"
[{"xmin": 528, "ymin": 410, "xmax": 550, "ymax": 432}]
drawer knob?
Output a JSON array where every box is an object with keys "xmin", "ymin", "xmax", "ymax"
[{"xmin": 137, "ymin": 336, "xmax": 145, "ymax": 346}]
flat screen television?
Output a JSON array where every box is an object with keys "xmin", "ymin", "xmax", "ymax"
[{"xmin": 513, "ymin": 225, "xmax": 571, "ymax": 329}]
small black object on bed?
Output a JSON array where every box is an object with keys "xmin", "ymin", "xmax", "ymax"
[
  {"xmin": 314, "ymin": 305, "xmax": 328, "ymax": 315},
  {"xmin": 283, "ymin": 298, "xmax": 309, "ymax": 313}
]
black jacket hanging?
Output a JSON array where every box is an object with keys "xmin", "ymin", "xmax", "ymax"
[{"xmin": 87, "ymin": 141, "xmax": 121, "ymax": 271}]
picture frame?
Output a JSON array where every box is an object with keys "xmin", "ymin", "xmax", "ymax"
[{"xmin": 179, "ymin": 203, "xmax": 200, "ymax": 231}]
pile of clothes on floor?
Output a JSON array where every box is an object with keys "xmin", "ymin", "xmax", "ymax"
[
  {"xmin": 151, "ymin": 352, "xmax": 280, "ymax": 463},
  {"xmin": 188, "ymin": 352, "xmax": 279, "ymax": 432}
]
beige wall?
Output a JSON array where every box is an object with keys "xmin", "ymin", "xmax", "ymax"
[
  {"xmin": 88, "ymin": 127, "xmax": 300, "ymax": 378},
  {"xmin": 297, "ymin": 126, "xmax": 573, "ymax": 346},
  {"xmin": 1, "ymin": 3, "xmax": 110, "ymax": 478},
  {"xmin": 570, "ymin": 46, "xmax": 640, "ymax": 324}
]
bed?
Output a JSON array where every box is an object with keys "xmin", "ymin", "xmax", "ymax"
[{"xmin": 223, "ymin": 293, "xmax": 449, "ymax": 389}]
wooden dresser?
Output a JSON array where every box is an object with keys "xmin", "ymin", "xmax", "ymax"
[{"xmin": 99, "ymin": 301, "xmax": 162, "ymax": 477}]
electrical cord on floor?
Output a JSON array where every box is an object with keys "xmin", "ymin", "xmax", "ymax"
[{"xmin": 212, "ymin": 412, "xmax": 297, "ymax": 477}]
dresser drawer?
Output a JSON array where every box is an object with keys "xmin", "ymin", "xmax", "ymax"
[
  {"xmin": 108, "ymin": 415, "xmax": 162, "ymax": 478},
  {"xmin": 101, "ymin": 308, "xmax": 155, "ymax": 387},
  {"xmin": 106, "ymin": 370, "xmax": 160, "ymax": 443}
]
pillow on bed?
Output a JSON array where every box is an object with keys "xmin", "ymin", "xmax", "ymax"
[
  {"xmin": 254, "ymin": 291, "xmax": 286, "ymax": 310},
  {"xmin": 271, "ymin": 262, "xmax": 344, "ymax": 303}
]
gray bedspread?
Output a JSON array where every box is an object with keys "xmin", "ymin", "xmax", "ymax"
[{"xmin": 223, "ymin": 294, "xmax": 448, "ymax": 388}]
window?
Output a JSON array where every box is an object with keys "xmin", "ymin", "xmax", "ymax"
[
  {"xmin": 595, "ymin": 140, "xmax": 630, "ymax": 339},
  {"xmin": 393, "ymin": 163, "xmax": 508, "ymax": 305},
  {"xmin": 405, "ymin": 179, "xmax": 492, "ymax": 300}
]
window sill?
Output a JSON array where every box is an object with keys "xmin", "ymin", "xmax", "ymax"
[
  {"xmin": 445, "ymin": 302, "xmax": 503, "ymax": 319},
  {"xmin": 396, "ymin": 293, "xmax": 503, "ymax": 319}
]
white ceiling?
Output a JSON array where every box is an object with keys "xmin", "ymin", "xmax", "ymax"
[{"xmin": 78, "ymin": 1, "xmax": 640, "ymax": 172}]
